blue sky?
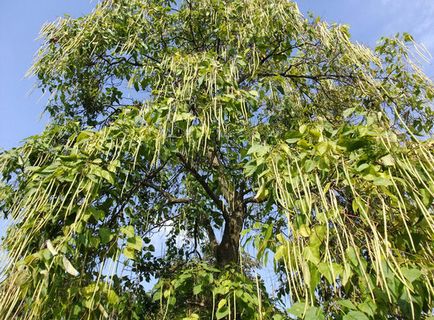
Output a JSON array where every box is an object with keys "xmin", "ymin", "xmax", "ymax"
[
  {"xmin": 0, "ymin": 0, "xmax": 433, "ymax": 150},
  {"xmin": 0, "ymin": 1, "xmax": 94, "ymax": 150}
]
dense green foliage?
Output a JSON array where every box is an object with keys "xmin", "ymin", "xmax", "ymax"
[{"xmin": 1, "ymin": 0, "xmax": 434, "ymax": 319}]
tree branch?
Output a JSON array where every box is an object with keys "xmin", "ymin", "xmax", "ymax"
[
  {"xmin": 177, "ymin": 153, "xmax": 227, "ymax": 216},
  {"xmin": 142, "ymin": 181, "xmax": 192, "ymax": 204},
  {"xmin": 203, "ymin": 217, "xmax": 218, "ymax": 248}
]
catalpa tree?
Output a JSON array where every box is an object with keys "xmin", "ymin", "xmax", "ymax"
[{"xmin": 0, "ymin": 0, "xmax": 433, "ymax": 319}]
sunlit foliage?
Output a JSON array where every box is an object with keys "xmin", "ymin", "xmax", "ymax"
[{"xmin": 0, "ymin": 0, "xmax": 433, "ymax": 319}]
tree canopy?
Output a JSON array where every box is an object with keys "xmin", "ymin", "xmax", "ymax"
[{"xmin": 1, "ymin": 0, "xmax": 434, "ymax": 319}]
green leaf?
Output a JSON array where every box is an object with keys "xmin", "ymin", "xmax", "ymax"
[
  {"xmin": 343, "ymin": 107, "xmax": 356, "ymax": 118},
  {"xmin": 305, "ymin": 306, "xmax": 324, "ymax": 320},
  {"xmin": 318, "ymin": 263, "xmax": 332, "ymax": 283},
  {"xmin": 107, "ymin": 288, "xmax": 120, "ymax": 305},
  {"xmin": 216, "ymin": 299, "xmax": 229, "ymax": 320},
  {"xmin": 123, "ymin": 247, "xmax": 136, "ymax": 260},
  {"xmin": 41, "ymin": 249, "xmax": 51, "ymax": 261},
  {"xmin": 216, "ymin": 306, "xmax": 229, "ymax": 320},
  {"xmin": 89, "ymin": 236, "xmax": 100, "ymax": 248},
  {"xmin": 338, "ymin": 300, "xmax": 357, "ymax": 310},
  {"xmin": 346, "ymin": 246, "xmax": 359, "ymax": 267},
  {"xmin": 310, "ymin": 225, "xmax": 327, "ymax": 246},
  {"xmin": 401, "ymin": 267, "xmax": 422, "ymax": 283},
  {"xmin": 358, "ymin": 300, "xmax": 376, "ymax": 317},
  {"xmin": 133, "ymin": 81, "xmax": 140, "ymax": 91},
  {"xmin": 308, "ymin": 263, "xmax": 321, "ymax": 291},
  {"xmin": 298, "ymin": 224, "xmax": 311, "ymax": 237},
  {"xmin": 372, "ymin": 176, "xmax": 392, "ymax": 186},
  {"xmin": 193, "ymin": 284, "xmax": 202, "ymax": 295},
  {"xmin": 288, "ymin": 302, "xmax": 306, "ymax": 318},
  {"xmin": 380, "ymin": 154, "xmax": 395, "ymax": 167},
  {"xmin": 91, "ymin": 208, "xmax": 105, "ymax": 221},
  {"xmin": 343, "ymin": 311, "xmax": 369, "ymax": 320},
  {"xmin": 120, "ymin": 225, "xmax": 135, "ymax": 238},
  {"xmin": 217, "ymin": 298, "xmax": 227, "ymax": 310},
  {"xmin": 100, "ymin": 170, "xmax": 115, "ymax": 185},
  {"xmin": 247, "ymin": 144, "xmax": 271, "ymax": 156},
  {"xmin": 175, "ymin": 112, "xmax": 194, "ymax": 122},
  {"xmin": 82, "ymin": 283, "xmax": 99, "ymax": 298},
  {"xmin": 127, "ymin": 236, "xmax": 143, "ymax": 251},
  {"xmin": 99, "ymin": 227, "xmax": 113, "ymax": 244},
  {"xmin": 91, "ymin": 166, "xmax": 116, "ymax": 184},
  {"xmin": 420, "ymin": 188, "xmax": 433, "ymax": 207},
  {"xmin": 249, "ymin": 89, "xmax": 259, "ymax": 97},
  {"xmin": 342, "ymin": 265, "xmax": 353, "ymax": 286},
  {"xmin": 304, "ymin": 160, "xmax": 316, "ymax": 172},
  {"xmin": 286, "ymin": 137, "xmax": 300, "ymax": 144},
  {"xmin": 107, "ymin": 159, "xmax": 120, "ymax": 173},
  {"xmin": 318, "ymin": 263, "xmax": 342, "ymax": 284},
  {"xmin": 303, "ymin": 246, "xmax": 320, "ymax": 265},
  {"xmin": 356, "ymin": 163, "xmax": 370, "ymax": 172},
  {"xmin": 274, "ymin": 245, "xmax": 287, "ymax": 261},
  {"xmin": 316, "ymin": 142, "xmax": 328, "ymax": 155},
  {"xmin": 76, "ymin": 131, "xmax": 93, "ymax": 143}
]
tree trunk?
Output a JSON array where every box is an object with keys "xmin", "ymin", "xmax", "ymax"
[{"xmin": 215, "ymin": 206, "xmax": 244, "ymax": 266}]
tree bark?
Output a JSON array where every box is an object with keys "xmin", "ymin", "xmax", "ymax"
[
  {"xmin": 180, "ymin": 151, "xmax": 247, "ymax": 267},
  {"xmin": 216, "ymin": 213, "xmax": 244, "ymax": 266},
  {"xmin": 215, "ymin": 191, "xmax": 245, "ymax": 266}
]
